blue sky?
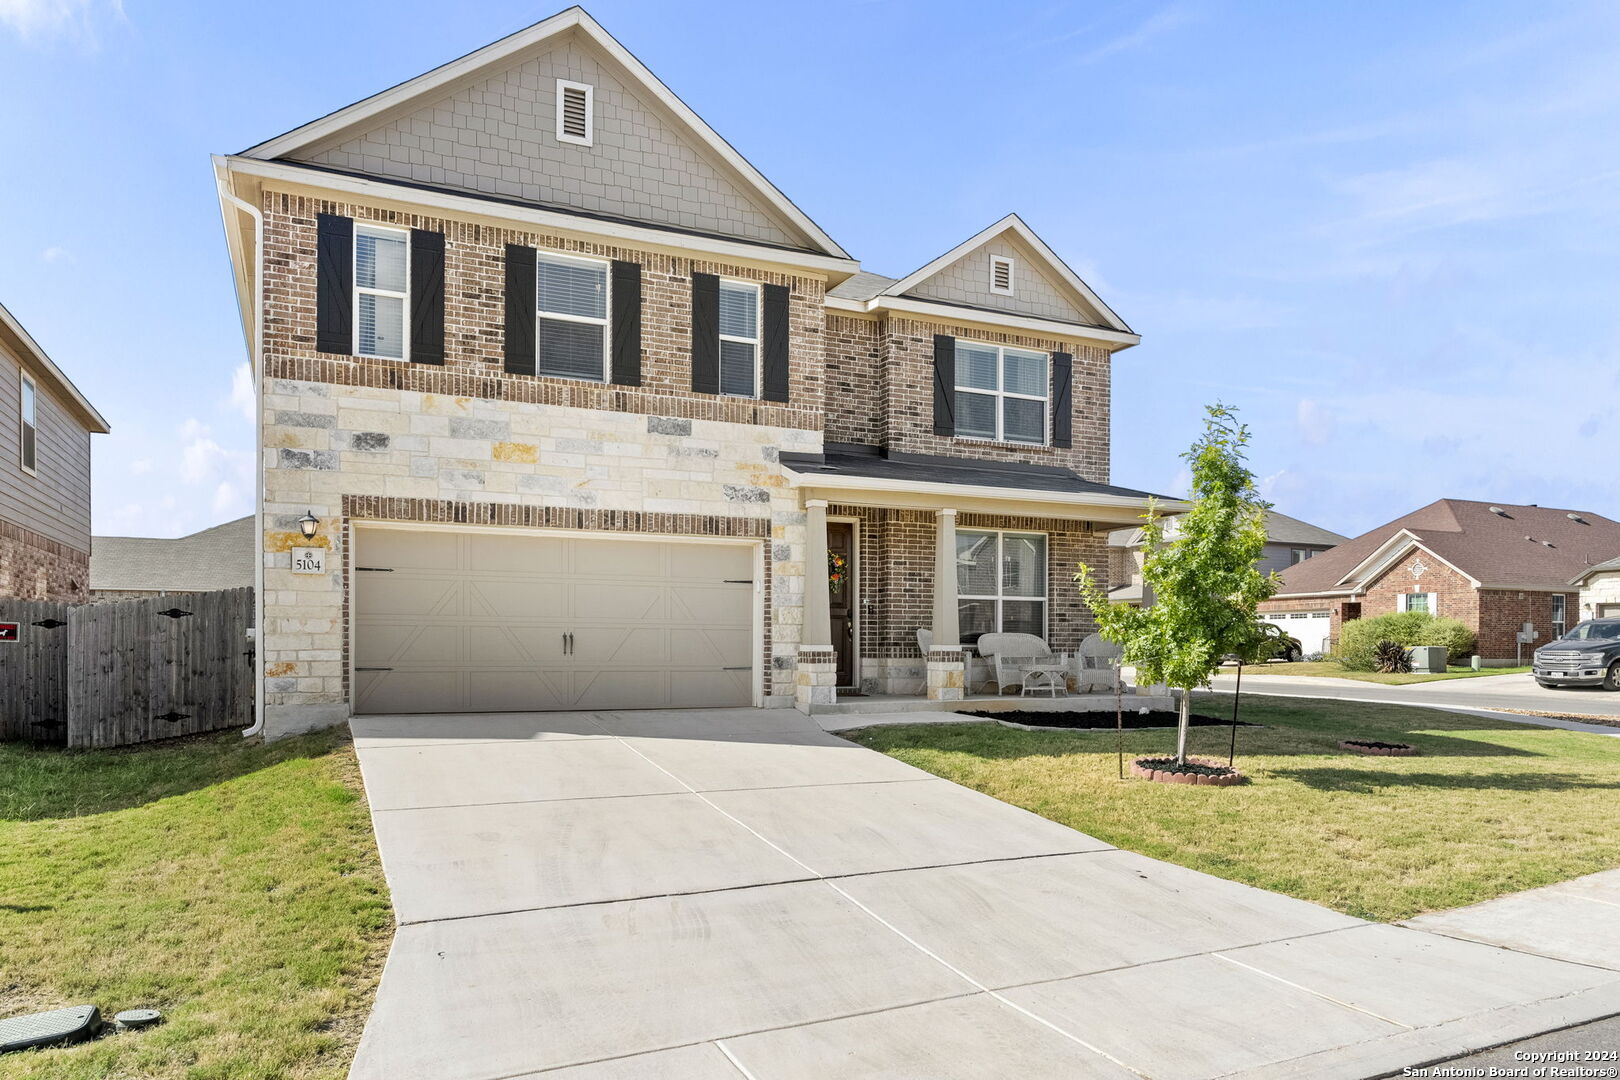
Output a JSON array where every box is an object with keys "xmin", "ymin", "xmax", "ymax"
[{"xmin": 2, "ymin": 0, "xmax": 1617, "ymax": 539}]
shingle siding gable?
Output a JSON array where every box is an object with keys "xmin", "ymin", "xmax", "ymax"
[
  {"xmin": 295, "ymin": 37, "xmax": 798, "ymax": 248},
  {"xmin": 907, "ymin": 237, "xmax": 1100, "ymax": 325}
]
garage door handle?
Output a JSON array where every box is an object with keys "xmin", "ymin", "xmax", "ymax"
[
  {"xmin": 721, "ymin": 666, "xmax": 750, "ymax": 671},
  {"xmin": 724, "ymin": 579, "xmax": 753, "ymax": 584},
  {"xmin": 355, "ymin": 667, "xmax": 393, "ymax": 672},
  {"xmin": 356, "ymin": 567, "xmax": 394, "ymax": 572}
]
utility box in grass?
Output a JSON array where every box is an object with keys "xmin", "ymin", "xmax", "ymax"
[{"xmin": 1409, "ymin": 646, "xmax": 1447, "ymax": 674}]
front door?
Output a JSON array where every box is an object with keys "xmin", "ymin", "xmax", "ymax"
[{"xmin": 827, "ymin": 522, "xmax": 856, "ymax": 687}]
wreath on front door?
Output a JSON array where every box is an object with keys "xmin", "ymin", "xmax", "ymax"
[{"xmin": 828, "ymin": 551, "xmax": 849, "ymax": 589}]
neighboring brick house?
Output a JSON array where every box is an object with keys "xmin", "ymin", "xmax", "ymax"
[
  {"xmin": 1107, "ymin": 509, "xmax": 1346, "ymax": 607},
  {"xmin": 1258, "ymin": 500, "xmax": 1620, "ymax": 663},
  {"xmin": 0, "ymin": 302, "xmax": 109, "ymax": 601},
  {"xmin": 215, "ymin": 8, "xmax": 1178, "ymax": 736},
  {"xmin": 89, "ymin": 516, "xmax": 254, "ymax": 598},
  {"xmin": 1572, "ymin": 556, "xmax": 1620, "ymax": 622}
]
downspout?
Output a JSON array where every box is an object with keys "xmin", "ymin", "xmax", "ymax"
[{"xmin": 216, "ymin": 177, "xmax": 266, "ymax": 737}]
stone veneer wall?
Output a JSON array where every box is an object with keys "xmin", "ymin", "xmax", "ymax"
[
  {"xmin": 0, "ymin": 518, "xmax": 89, "ymax": 601},
  {"xmin": 259, "ymin": 379, "xmax": 819, "ymax": 735}
]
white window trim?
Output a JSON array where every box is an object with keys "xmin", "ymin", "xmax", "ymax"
[
  {"xmin": 535, "ymin": 250, "xmax": 611, "ymax": 383},
  {"xmin": 1399, "ymin": 592, "xmax": 1438, "ymax": 615},
  {"xmin": 718, "ymin": 278, "xmax": 762, "ymax": 399},
  {"xmin": 352, "ymin": 223, "xmax": 410, "ymax": 362},
  {"xmin": 957, "ymin": 528, "xmax": 1049, "ymax": 638},
  {"xmin": 954, "ymin": 340, "xmax": 1049, "ymax": 446},
  {"xmin": 19, "ymin": 370, "xmax": 37, "ymax": 477},
  {"xmin": 555, "ymin": 79, "xmax": 594, "ymax": 146},
  {"xmin": 1551, "ymin": 593, "xmax": 1567, "ymax": 636},
  {"xmin": 988, "ymin": 253, "xmax": 1016, "ymax": 296}
]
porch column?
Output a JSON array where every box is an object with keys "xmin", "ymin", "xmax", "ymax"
[
  {"xmin": 927, "ymin": 508, "xmax": 966, "ymax": 701},
  {"xmin": 795, "ymin": 498, "xmax": 837, "ymax": 711}
]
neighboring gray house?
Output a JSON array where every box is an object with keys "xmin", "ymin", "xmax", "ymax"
[
  {"xmin": 89, "ymin": 515, "xmax": 255, "ymax": 598},
  {"xmin": 1573, "ymin": 555, "xmax": 1620, "ymax": 622},
  {"xmin": 1108, "ymin": 509, "xmax": 1347, "ymax": 605}
]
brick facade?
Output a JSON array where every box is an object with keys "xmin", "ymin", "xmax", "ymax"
[
  {"xmin": 1261, "ymin": 546, "xmax": 1582, "ymax": 661},
  {"xmin": 0, "ymin": 518, "xmax": 89, "ymax": 601}
]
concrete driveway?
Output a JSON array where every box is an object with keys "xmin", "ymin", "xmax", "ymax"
[{"xmin": 347, "ymin": 707, "xmax": 1620, "ymax": 1080}]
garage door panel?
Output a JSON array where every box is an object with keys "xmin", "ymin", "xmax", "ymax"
[
  {"xmin": 363, "ymin": 529, "xmax": 460, "ymax": 570},
  {"xmin": 354, "ymin": 528, "xmax": 756, "ymax": 714},
  {"xmin": 671, "ymin": 584, "xmax": 752, "ymax": 623},
  {"xmin": 671, "ymin": 628, "xmax": 751, "ymax": 666},
  {"xmin": 670, "ymin": 670, "xmax": 751, "ymax": 708},
  {"xmin": 467, "ymin": 579, "xmax": 566, "ymax": 619},
  {"xmin": 357, "ymin": 669, "xmax": 466, "ymax": 715},
  {"xmin": 467, "ymin": 532, "xmax": 567, "ymax": 574}
]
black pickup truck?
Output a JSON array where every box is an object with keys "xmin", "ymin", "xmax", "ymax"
[{"xmin": 1533, "ymin": 618, "xmax": 1620, "ymax": 690}]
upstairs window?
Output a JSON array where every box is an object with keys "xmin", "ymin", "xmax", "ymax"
[
  {"xmin": 989, "ymin": 254, "xmax": 1015, "ymax": 295},
  {"xmin": 19, "ymin": 372, "xmax": 36, "ymax": 474},
  {"xmin": 1290, "ymin": 548, "xmax": 1311, "ymax": 565},
  {"xmin": 537, "ymin": 253, "xmax": 609, "ymax": 381},
  {"xmin": 718, "ymin": 280, "xmax": 760, "ymax": 397},
  {"xmin": 955, "ymin": 341, "xmax": 1047, "ymax": 444},
  {"xmin": 556, "ymin": 79, "xmax": 594, "ymax": 146},
  {"xmin": 354, "ymin": 224, "xmax": 408, "ymax": 360}
]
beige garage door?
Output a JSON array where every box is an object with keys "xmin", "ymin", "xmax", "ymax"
[{"xmin": 353, "ymin": 528, "xmax": 755, "ymax": 714}]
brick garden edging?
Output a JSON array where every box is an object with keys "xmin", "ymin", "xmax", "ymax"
[
  {"xmin": 1130, "ymin": 756, "xmax": 1249, "ymax": 786},
  {"xmin": 1338, "ymin": 739, "xmax": 1419, "ymax": 757}
]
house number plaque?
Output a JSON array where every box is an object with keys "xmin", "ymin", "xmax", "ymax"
[{"xmin": 291, "ymin": 547, "xmax": 327, "ymax": 575}]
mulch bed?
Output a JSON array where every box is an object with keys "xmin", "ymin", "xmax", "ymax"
[
  {"xmin": 965, "ymin": 709, "xmax": 1254, "ymax": 731},
  {"xmin": 1338, "ymin": 739, "xmax": 1419, "ymax": 756},
  {"xmin": 1130, "ymin": 756, "xmax": 1249, "ymax": 786}
]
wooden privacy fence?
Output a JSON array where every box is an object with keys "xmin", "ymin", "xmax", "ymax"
[{"xmin": 0, "ymin": 588, "xmax": 254, "ymax": 748}]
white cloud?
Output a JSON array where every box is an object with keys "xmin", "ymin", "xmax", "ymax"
[
  {"xmin": 226, "ymin": 362, "xmax": 255, "ymax": 422},
  {"xmin": 128, "ymin": 458, "xmax": 151, "ymax": 475},
  {"xmin": 1075, "ymin": 4, "xmax": 1197, "ymax": 65},
  {"xmin": 1295, "ymin": 399, "xmax": 1333, "ymax": 447},
  {"xmin": 0, "ymin": 0, "xmax": 123, "ymax": 43},
  {"xmin": 40, "ymin": 245, "xmax": 73, "ymax": 264}
]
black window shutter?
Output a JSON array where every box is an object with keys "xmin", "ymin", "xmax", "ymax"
[
  {"xmin": 1051, "ymin": 352, "xmax": 1073, "ymax": 448},
  {"xmin": 409, "ymin": 229, "xmax": 445, "ymax": 365},
  {"xmin": 932, "ymin": 335, "xmax": 956, "ymax": 436},
  {"xmin": 316, "ymin": 214, "xmax": 353, "ymax": 355},
  {"xmin": 610, "ymin": 260, "xmax": 642, "ymax": 386},
  {"xmin": 691, "ymin": 272, "xmax": 719, "ymax": 395},
  {"xmin": 761, "ymin": 283, "xmax": 790, "ymax": 402},
  {"xmin": 504, "ymin": 244, "xmax": 537, "ymax": 376}
]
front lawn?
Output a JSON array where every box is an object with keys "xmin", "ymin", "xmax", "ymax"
[
  {"xmin": 0, "ymin": 729, "xmax": 391, "ymax": 1080},
  {"xmin": 848, "ymin": 695, "xmax": 1620, "ymax": 922},
  {"xmin": 1232, "ymin": 660, "xmax": 1533, "ymax": 684}
]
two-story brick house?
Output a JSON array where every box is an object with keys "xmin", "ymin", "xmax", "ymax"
[
  {"xmin": 0, "ymin": 302, "xmax": 108, "ymax": 601},
  {"xmin": 215, "ymin": 8, "xmax": 1176, "ymax": 737}
]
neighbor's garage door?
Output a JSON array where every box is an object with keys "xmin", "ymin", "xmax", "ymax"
[
  {"xmin": 1261, "ymin": 610, "xmax": 1333, "ymax": 656},
  {"xmin": 353, "ymin": 528, "xmax": 755, "ymax": 714}
]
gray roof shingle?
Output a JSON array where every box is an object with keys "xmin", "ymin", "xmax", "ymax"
[{"xmin": 90, "ymin": 516, "xmax": 255, "ymax": 593}]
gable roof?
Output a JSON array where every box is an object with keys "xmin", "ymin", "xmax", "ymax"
[
  {"xmin": 883, "ymin": 214, "xmax": 1132, "ymax": 334},
  {"xmin": 239, "ymin": 7, "xmax": 849, "ymax": 260},
  {"xmin": 0, "ymin": 302, "xmax": 109, "ymax": 434},
  {"xmin": 1574, "ymin": 554, "xmax": 1620, "ymax": 585},
  {"xmin": 1273, "ymin": 500, "xmax": 1620, "ymax": 595},
  {"xmin": 90, "ymin": 516, "xmax": 255, "ymax": 594},
  {"xmin": 1109, "ymin": 509, "xmax": 1347, "ymax": 549}
]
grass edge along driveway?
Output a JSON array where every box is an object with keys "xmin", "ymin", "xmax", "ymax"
[
  {"xmin": 848, "ymin": 694, "xmax": 1620, "ymax": 923},
  {"xmin": 1234, "ymin": 660, "xmax": 1534, "ymax": 685},
  {"xmin": 0, "ymin": 728, "xmax": 391, "ymax": 1080}
]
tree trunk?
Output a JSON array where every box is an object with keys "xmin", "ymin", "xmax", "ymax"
[
  {"xmin": 1229, "ymin": 665, "xmax": 1242, "ymax": 766},
  {"xmin": 1174, "ymin": 688, "xmax": 1191, "ymax": 764}
]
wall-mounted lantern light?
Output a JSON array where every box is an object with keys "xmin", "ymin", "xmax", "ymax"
[{"xmin": 297, "ymin": 511, "xmax": 320, "ymax": 540}]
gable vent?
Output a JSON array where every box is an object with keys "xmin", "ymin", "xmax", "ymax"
[
  {"xmin": 989, "ymin": 254, "xmax": 1015, "ymax": 295},
  {"xmin": 556, "ymin": 80, "xmax": 593, "ymax": 146}
]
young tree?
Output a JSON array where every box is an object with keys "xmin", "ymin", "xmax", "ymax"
[{"xmin": 1077, "ymin": 404, "xmax": 1277, "ymax": 765}]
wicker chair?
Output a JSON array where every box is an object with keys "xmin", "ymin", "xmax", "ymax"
[{"xmin": 976, "ymin": 632, "xmax": 1063, "ymax": 696}]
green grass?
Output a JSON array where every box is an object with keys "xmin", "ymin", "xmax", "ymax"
[
  {"xmin": 848, "ymin": 695, "xmax": 1620, "ymax": 922},
  {"xmin": 1233, "ymin": 660, "xmax": 1534, "ymax": 684},
  {"xmin": 0, "ymin": 729, "xmax": 391, "ymax": 1080}
]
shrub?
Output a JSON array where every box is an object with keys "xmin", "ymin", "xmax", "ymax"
[
  {"xmin": 1373, "ymin": 639, "xmax": 1413, "ymax": 674},
  {"xmin": 1335, "ymin": 612, "xmax": 1475, "ymax": 671}
]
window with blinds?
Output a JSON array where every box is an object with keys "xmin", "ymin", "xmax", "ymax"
[
  {"xmin": 556, "ymin": 79, "xmax": 594, "ymax": 146},
  {"xmin": 537, "ymin": 253, "xmax": 608, "ymax": 380},
  {"xmin": 19, "ymin": 372, "xmax": 36, "ymax": 474},
  {"xmin": 955, "ymin": 340, "xmax": 1047, "ymax": 444},
  {"xmin": 354, "ymin": 224, "xmax": 408, "ymax": 360},
  {"xmin": 717, "ymin": 281, "xmax": 760, "ymax": 397}
]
